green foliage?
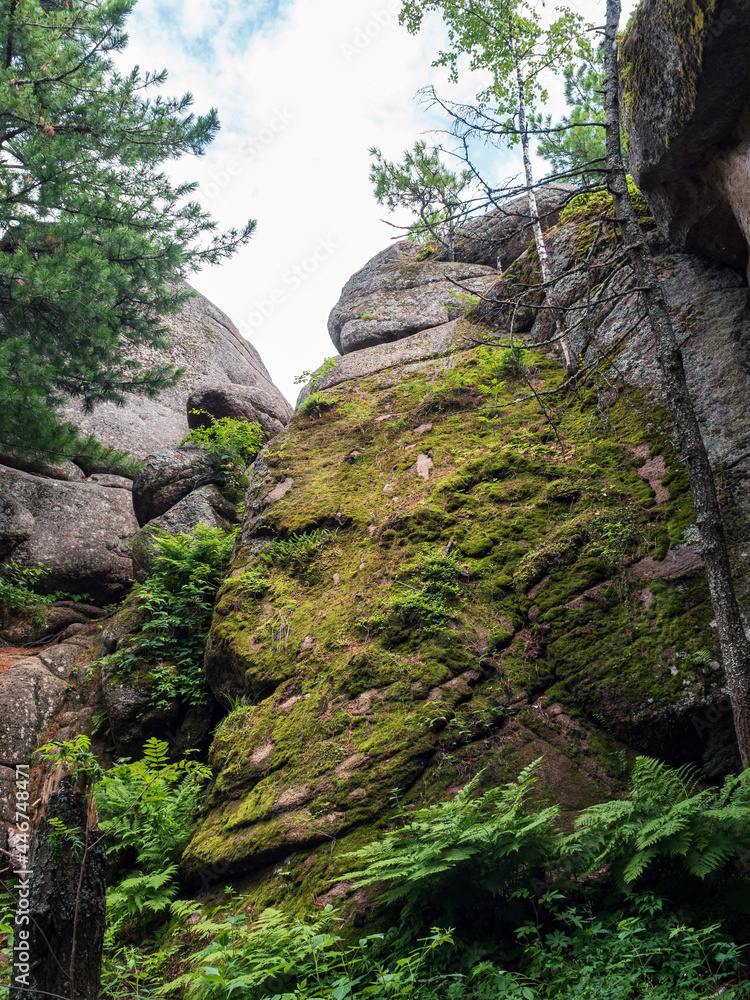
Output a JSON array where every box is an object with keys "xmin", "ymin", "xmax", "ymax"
[
  {"xmin": 0, "ymin": 0, "xmax": 254, "ymax": 464},
  {"xmin": 515, "ymin": 891, "xmax": 745, "ymax": 999},
  {"xmin": 235, "ymin": 567, "xmax": 270, "ymax": 599},
  {"xmin": 369, "ymin": 141, "xmax": 477, "ymax": 259},
  {"xmin": 536, "ymin": 47, "xmax": 610, "ymax": 185},
  {"xmin": 182, "ymin": 412, "xmax": 263, "ymax": 484},
  {"xmin": 399, "ymin": 0, "xmax": 589, "ymax": 130},
  {"xmin": 563, "ymin": 757, "xmax": 750, "ymax": 892},
  {"xmin": 359, "ymin": 548, "xmax": 466, "ymax": 639},
  {"xmin": 260, "ymin": 528, "xmax": 335, "ymax": 570},
  {"xmin": 340, "ymin": 759, "xmax": 558, "ymax": 916},
  {"xmin": 0, "ymin": 560, "xmax": 92, "ymax": 627},
  {"xmin": 299, "ymin": 390, "xmax": 336, "ymax": 418},
  {"xmin": 36, "ymin": 734, "xmax": 103, "ymax": 790},
  {"xmin": 106, "ymin": 525, "xmax": 236, "ymax": 710},
  {"xmin": 0, "ymin": 561, "xmax": 52, "ymax": 626},
  {"xmin": 95, "ymin": 738, "xmax": 211, "ymax": 933},
  {"xmin": 560, "ymin": 177, "xmax": 650, "ymax": 226},
  {"xmin": 48, "ymin": 816, "xmax": 85, "ymax": 861},
  {"xmin": 164, "ymin": 902, "xmax": 455, "ymax": 1000},
  {"xmin": 294, "ymin": 357, "xmax": 337, "ymax": 388}
]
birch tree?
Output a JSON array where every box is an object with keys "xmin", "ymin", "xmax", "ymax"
[{"xmin": 399, "ymin": 0, "xmax": 588, "ymax": 368}]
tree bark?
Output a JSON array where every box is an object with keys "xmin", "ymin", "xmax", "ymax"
[
  {"xmin": 604, "ymin": 0, "xmax": 750, "ymax": 766},
  {"xmin": 9, "ymin": 770, "xmax": 106, "ymax": 1000},
  {"xmin": 508, "ymin": 16, "xmax": 573, "ymax": 371}
]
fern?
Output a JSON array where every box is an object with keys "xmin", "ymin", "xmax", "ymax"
[
  {"xmin": 564, "ymin": 757, "xmax": 750, "ymax": 892},
  {"xmin": 107, "ymin": 866, "xmax": 179, "ymax": 931},
  {"xmin": 339, "ymin": 759, "xmax": 558, "ymax": 916}
]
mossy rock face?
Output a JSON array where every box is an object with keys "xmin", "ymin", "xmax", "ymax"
[
  {"xmin": 183, "ymin": 197, "xmax": 750, "ymax": 902},
  {"xmin": 620, "ymin": 0, "xmax": 750, "ymax": 271},
  {"xmin": 185, "ymin": 347, "xmax": 732, "ymax": 881}
]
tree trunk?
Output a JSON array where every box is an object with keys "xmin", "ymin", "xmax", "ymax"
[
  {"xmin": 604, "ymin": 0, "xmax": 750, "ymax": 766},
  {"xmin": 508, "ymin": 17, "xmax": 573, "ymax": 370},
  {"xmin": 10, "ymin": 770, "xmax": 107, "ymax": 1000}
]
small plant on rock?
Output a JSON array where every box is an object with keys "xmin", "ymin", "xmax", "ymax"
[{"xmin": 182, "ymin": 411, "xmax": 263, "ymax": 486}]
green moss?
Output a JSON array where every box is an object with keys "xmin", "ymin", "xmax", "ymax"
[
  {"xmin": 186, "ymin": 303, "xmax": 722, "ymax": 881},
  {"xmin": 620, "ymin": 0, "xmax": 718, "ymax": 139}
]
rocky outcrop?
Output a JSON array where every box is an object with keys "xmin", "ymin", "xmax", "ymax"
[
  {"xmin": 327, "ymin": 243, "xmax": 498, "ymax": 355},
  {"xmin": 0, "ymin": 630, "xmax": 106, "ymax": 851},
  {"xmin": 326, "ymin": 186, "xmax": 576, "ymax": 358},
  {"xmin": 185, "ymin": 192, "xmax": 750, "ymax": 882},
  {"xmin": 187, "ymin": 384, "xmax": 289, "ymax": 439},
  {"xmin": 0, "ymin": 465, "xmax": 138, "ymax": 602},
  {"xmin": 622, "ymin": 0, "xmax": 750, "ymax": 275},
  {"xmin": 447, "ymin": 185, "xmax": 575, "ymax": 268},
  {"xmin": 61, "ymin": 284, "xmax": 292, "ymax": 459},
  {"xmin": 131, "ymin": 447, "xmax": 223, "ymax": 528},
  {"xmin": 131, "ymin": 485, "xmax": 238, "ymax": 579}
]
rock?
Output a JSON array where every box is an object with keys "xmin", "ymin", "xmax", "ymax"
[
  {"xmin": 447, "ymin": 185, "xmax": 576, "ymax": 269},
  {"xmin": 622, "ymin": 0, "xmax": 750, "ymax": 274},
  {"xmin": 61, "ymin": 283, "xmax": 291, "ymax": 459},
  {"xmin": 327, "ymin": 242, "xmax": 498, "ymax": 355},
  {"xmin": 88, "ymin": 474, "xmax": 133, "ymax": 491},
  {"xmin": 187, "ymin": 384, "xmax": 291, "ymax": 439},
  {"xmin": 187, "ymin": 195, "xmax": 750, "ymax": 881},
  {"xmin": 131, "ymin": 485, "xmax": 238, "ymax": 579},
  {"xmin": 0, "ymin": 465, "xmax": 137, "ymax": 602},
  {"xmin": 0, "ymin": 660, "xmax": 67, "ymax": 765},
  {"xmin": 131, "ymin": 447, "xmax": 223, "ymax": 527},
  {"xmin": 297, "ymin": 320, "xmax": 468, "ymax": 405},
  {"xmin": 0, "ymin": 492, "xmax": 35, "ymax": 557},
  {"xmin": 0, "ymin": 602, "xmax": 105, "ymax": 646},
  {"xmin": 101, "ymin": 660, "xmax": 180, "ymax": 759}
]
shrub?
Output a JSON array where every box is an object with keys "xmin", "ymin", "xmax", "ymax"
[
  {"xmin": 94, "ymin": 738, "xmax": 210, "ymax": 933},
  {"xmin": 182, "ymin": 412, "xmax": 263, "ymax": 484},
  {"xmin": 106, "ymin": 525, "xmax": 236, "ymax": 710}
]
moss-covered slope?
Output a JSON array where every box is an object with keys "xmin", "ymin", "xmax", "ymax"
[{"xmin": 184, "ymin": 325, "xmax": 734, "ymax": 887}]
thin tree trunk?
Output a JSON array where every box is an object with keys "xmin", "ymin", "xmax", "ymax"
[
  {"xmin": 604, "ymin": 0, "xmax": 750, "ymax": 766},
  {"xmin": 9, "ymin": 769, "xmax": 107, "ymax": 1000},
  {"xmin": 508, "ymin": 17, "xmax": 573, "ymax": 370}
]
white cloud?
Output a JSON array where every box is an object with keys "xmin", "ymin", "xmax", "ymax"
[{"xmin": 121, "ymin": 0, "xmax": 640, "ymax": 405}]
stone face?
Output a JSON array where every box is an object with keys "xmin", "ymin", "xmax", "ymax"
[
  {"xmin": 297, "ymin": 320, "xmax": 467, "ymax": 406},
  {"xmin": 131, "ymin": 485, "xmax": 238, "ymax": 579},
  {"xmin": 0, "ymin": 660, "xmax": 67, "ymax": 765},
  {"xmin": 187, "ymin": 384, "xmax": 291, "ymax": 439},
  {"xmin": 187, "ymin": 195, "xmax": 750, "ymax": 882},
  {"xmin": 447, "ymin": 185, "xmax": 576, "ymax": 269},
  {"xmin": 622, "ymin": 0, "xmax": 750, "ymax": 274},
  {"xmin": 327, "ymin": 242, "xmax": 498, "ymax": 355},
  {"xmin": 131, "ymin": 447, "xmax": 223, "ymax": 527},
  {"xmin": 0, "ymin": 465, "xmax": 137, "ymax": 601},
  {"xmin": 61, "ymin": 284, "xmax": 291, "ymax": 458}
]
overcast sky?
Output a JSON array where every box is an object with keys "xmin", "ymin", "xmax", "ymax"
[{"xmin": 122, "ymin": 0, "xmax": 637, "ymax": 406}]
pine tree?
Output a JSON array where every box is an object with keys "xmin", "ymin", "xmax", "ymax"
[{"xmin": 0, "ymin": 0, "xmax": 255, "ymax": 466}]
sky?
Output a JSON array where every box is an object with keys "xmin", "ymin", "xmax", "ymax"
[{"xmin": 122, "ymin": 0, "xmax": 638, "ymax": 406}]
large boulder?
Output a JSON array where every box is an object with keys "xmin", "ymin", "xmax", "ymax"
[
  {"xmin": 621, "ymin": 0, "xmax": 750, "ymax": 275},
  {"xmin": 447, "ymin": 185, "xmax": 575, "ymax": 269},
  {"xmin": 187, "ymin": 384, "xmax": 289, "ymax": 439},
  {"xmin": 327, "ymin": 243, "xmax": 498, "ymax": 355},
  {"xmin": 131, "ymin": 485, "xmax": 238, "ymax": 579},
  {"xmin": 61, "ymin": 284, "xmax": 292, "ymax": 458},
  {"xmin": 0, "ymin": 465, "xmax": 137, "ymax": 602},
  {"xmin": 186, "ymin": 193, "xmax": 749, "ymax": 883},
  {"xmin": 131, "ymin": 447, "xmax": 223, "ymax": 527}
]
